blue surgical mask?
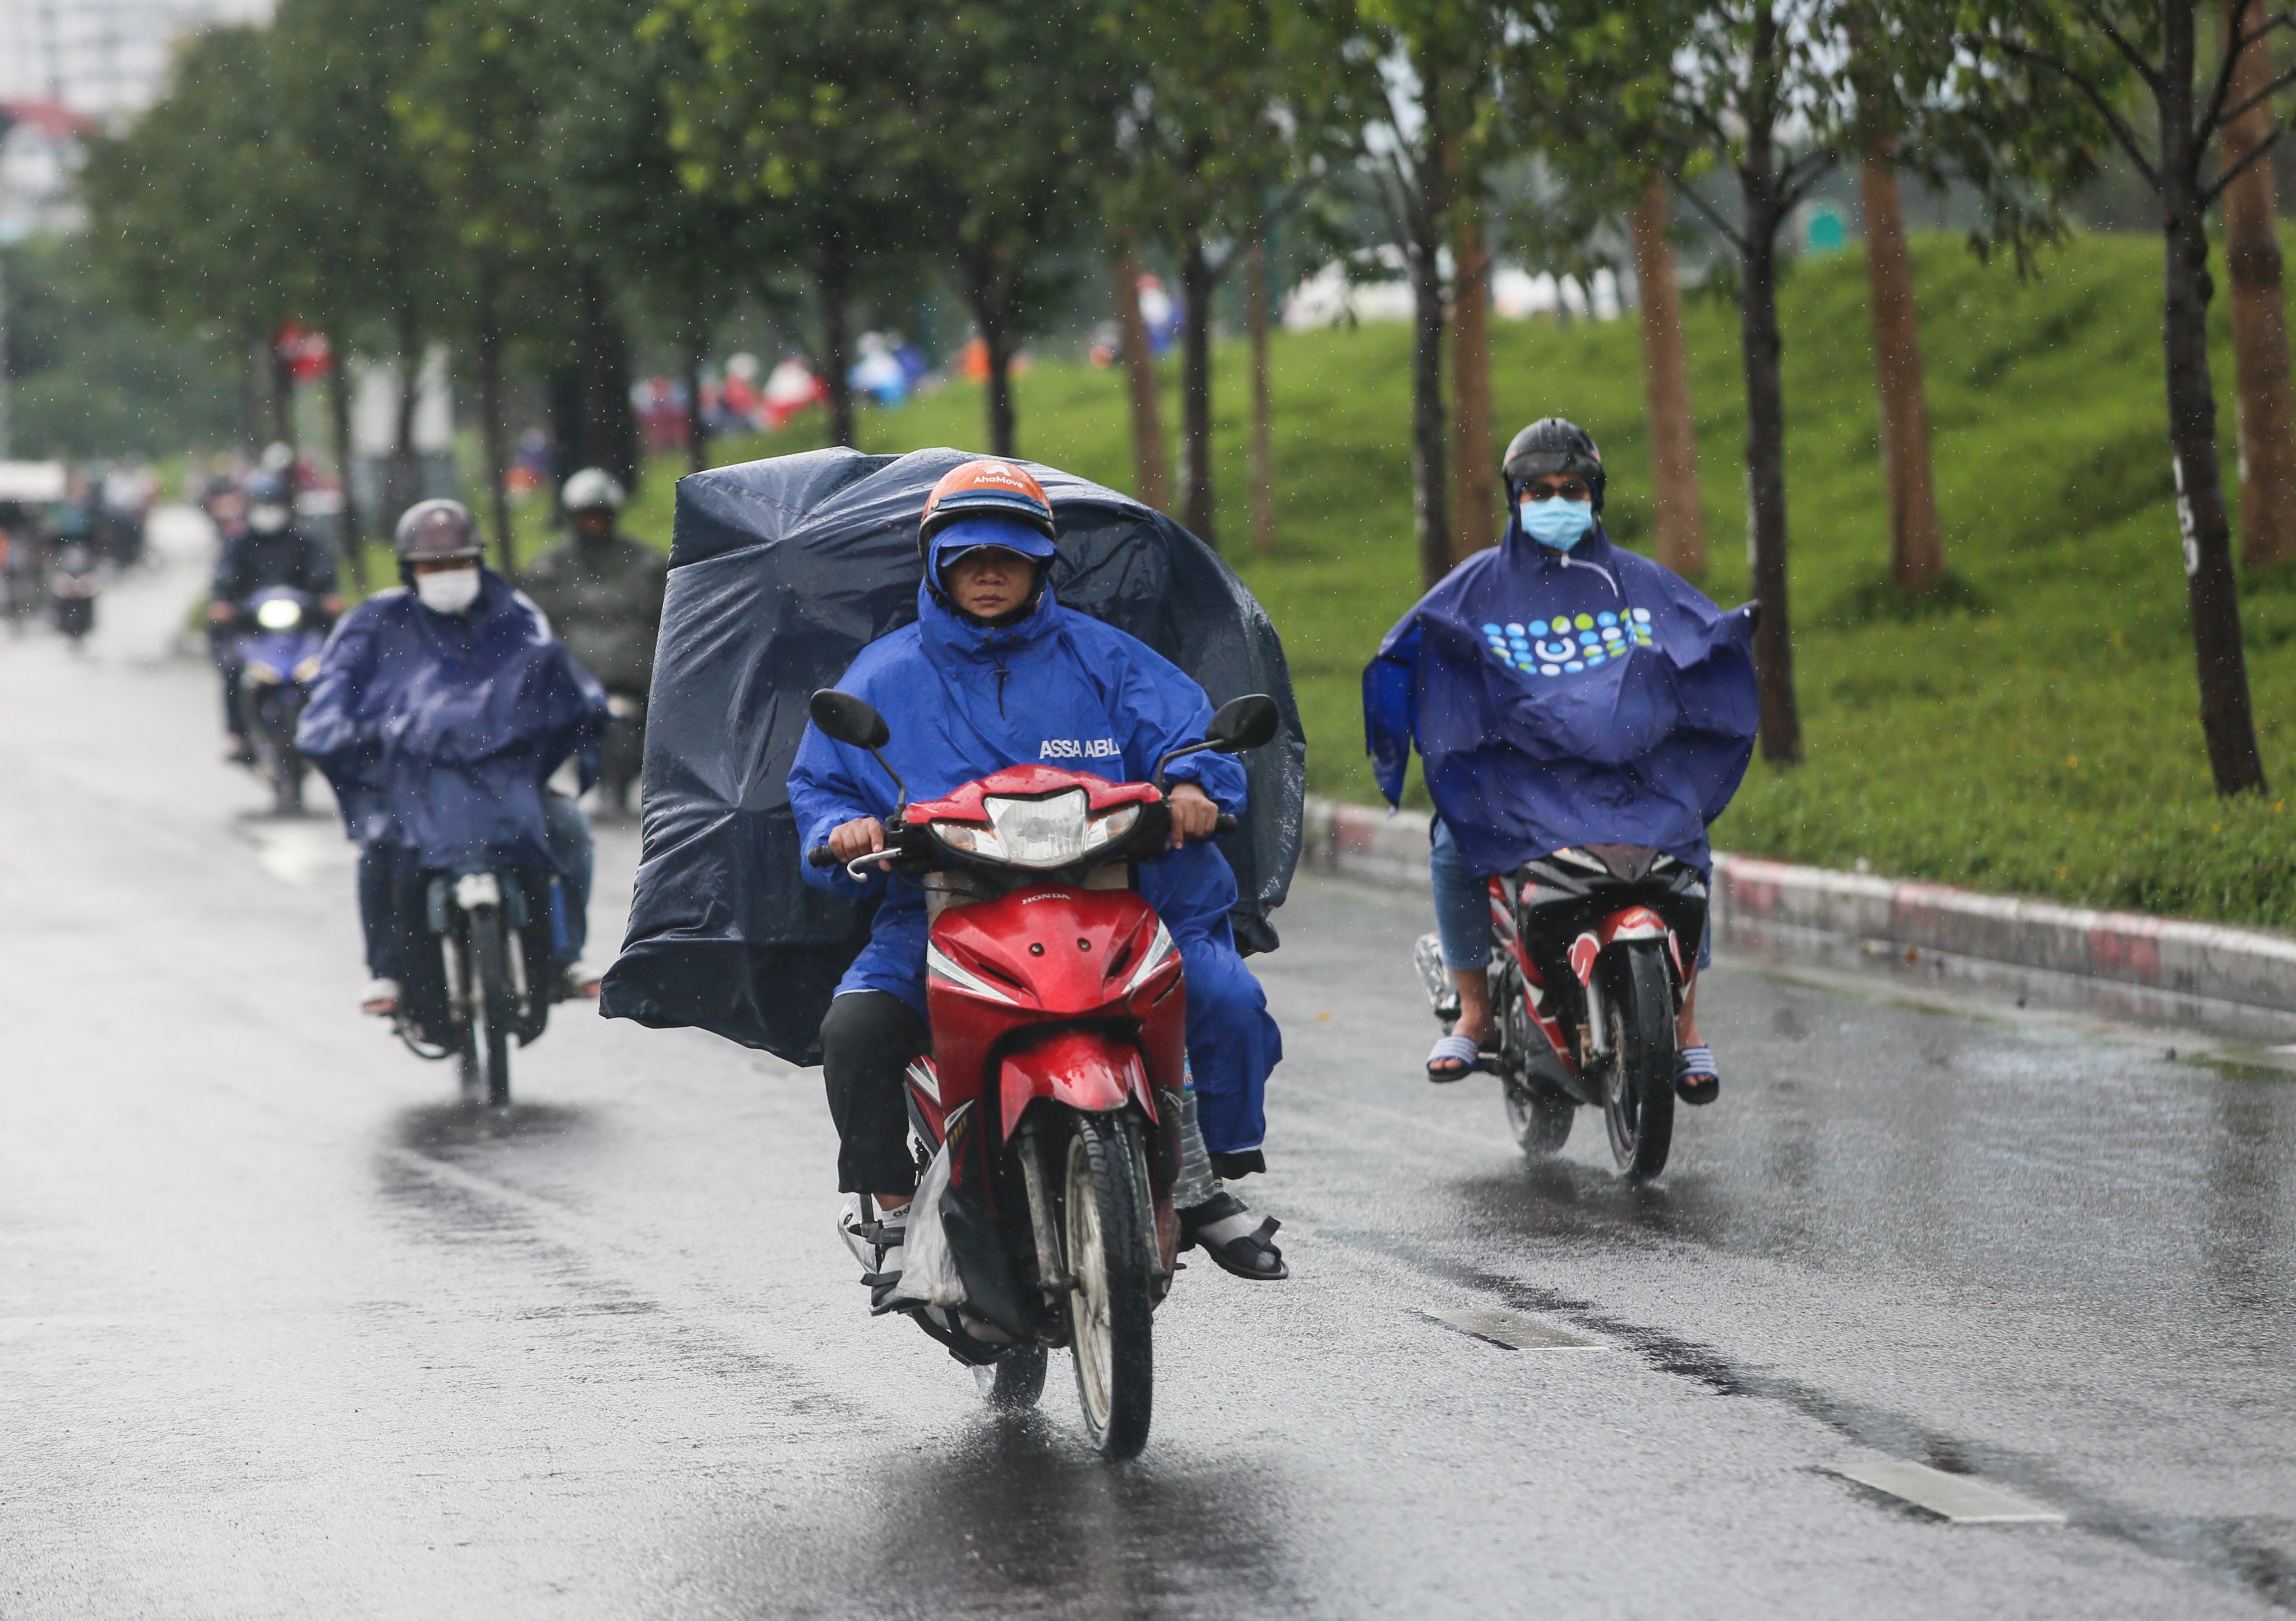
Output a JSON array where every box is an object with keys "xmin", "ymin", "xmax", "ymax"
[{"xmin": 1519, "ymin": 495, "xmax": 1595, "ymax": 551}]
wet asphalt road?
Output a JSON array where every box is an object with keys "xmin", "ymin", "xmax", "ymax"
[{"xmin": 6, "ymin": 515, "xmax": 2296, "ymax": 1619}]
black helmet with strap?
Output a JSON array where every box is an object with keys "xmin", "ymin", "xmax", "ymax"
[
  {"xmin": 394, "ymin": 498, "xmax": 483, "ymax": 563},
  {"xmin": 1502, "ymin": 418, "xmax": 1606, "ymax": 513}
]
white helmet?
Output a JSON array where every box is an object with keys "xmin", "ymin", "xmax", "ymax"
[{"xmin": 561, "ymin": 467, "xmax": 626, "ymax": 515}]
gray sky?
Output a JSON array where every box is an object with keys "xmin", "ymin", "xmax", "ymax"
[{"xmin": 0, "ymin": 0, "xmax": 267, "ymax": 117}]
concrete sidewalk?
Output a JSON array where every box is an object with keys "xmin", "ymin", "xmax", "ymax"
[{"xmin": 1297, "ymin": 797, "xmax": 2296, "ymax": 1045}]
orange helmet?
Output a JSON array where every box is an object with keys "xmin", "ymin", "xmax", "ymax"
[{"xmin": 917, "ymin": 458, "xmax": 1056, "ymax": 558}]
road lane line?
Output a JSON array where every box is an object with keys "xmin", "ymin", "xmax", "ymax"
[
  {"xmin": 1831, "ymin": 1460, "xmax": 2066, "ymax": 1523},
  {"xmin": 1421, "ymin": 1307, "xmax": 1600, "ymax": 1351}
]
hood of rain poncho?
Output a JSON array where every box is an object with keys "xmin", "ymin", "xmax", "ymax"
[
  {"xmin": 599, "ymin": 446, "xmax": 1307, "ymax": 1064},
  {"xmin": 1363, "ymin": 520, "xmax": 1758, "ymax": 881},
  {"xmin": 295, "ymin": 568, "xmax": 610, "ymax": 870}
]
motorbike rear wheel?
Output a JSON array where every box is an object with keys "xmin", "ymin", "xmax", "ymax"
[
  {"xmin": 1061, "ymin": 1111, "xmax": 1156, "ymax": 1459},
  {"xmin": 1598, "ymin": 942, "xmax": 1676, "ymax": 1179},
  {"xmin": 463, "ymin": 908, "xmax": 515, "ymax": 1108}
]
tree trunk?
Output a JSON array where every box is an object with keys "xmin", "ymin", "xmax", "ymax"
[
  {"xmin": 1246, "ymin": 231, "xmax": 1277, "ymax": 555},
  {"xmin": 1738, "ymin": 161, "xmax": 1803, "ymax": 764},
  {"xmin": 2161, "ymin": 94, "xmax": 2269, "ymax": 792},
  {"xmin": 818, "ymin": 231, "xmax": 856, "ymax": 449},
  {"xmin": 684, "ymin": 311, "xmax": 710, "ymax": 476},
  {"xmin": 325, "ymin": 333, "xmax": 364, "ymax": 591},
  {"xmin": 1631, "ymin": 179, "xmax": 1706, "ymax": 577},
  {"xmin": 389, "ymin": 303, "xmax": 423, "ymax": 530},
  {"xmin": 1113, "ymin": 245, "xmax": 1171, "ymax": 511},
  {"xmin": 1178, "ymin": 236, "xmax": 1218, "ymax": 548},
  {"xmin": 1858, "ymin": 148, "xmax": 1944, "ymax": 594},
  {"xmin": 565, "ymin": 264, "xmax": 640, "ymax": 492},
  {"xmin": 239, "ymin": 320, "xmax": 264, "ymax": 457},
  {"xmin": 2221, "ymin": 3, "xmax": 2296, "ymax": 571},
  {"xmin": 269, "ymin": 335, "xmax": 299, "ymax": 467},
  {"xmin": 1449, "ymin": 205, "xmax": 1495, "ymax": 564},
  {"xmin": 474, "ymin": 257, "xmax": 514, "ymax": 577}
]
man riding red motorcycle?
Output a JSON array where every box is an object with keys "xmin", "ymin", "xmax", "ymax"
[{"xmin": 789, "ymin": 460, "xmax": 1289, "ymax": 1312}]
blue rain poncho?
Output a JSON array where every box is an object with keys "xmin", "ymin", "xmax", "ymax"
[
  {"xmin": 1364, "ymin": 520, "xmax": 1758, "ymax": 881},
  {"xmin": 297, "ymin": 568, "xmax": 609, "ymax": 870}
]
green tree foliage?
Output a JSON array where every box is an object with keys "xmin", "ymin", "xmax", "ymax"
[{"xmin": 653, "ymin": 0, "xmax": 920, "ymax": 450}]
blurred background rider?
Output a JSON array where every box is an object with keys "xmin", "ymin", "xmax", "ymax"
[
  {"xmin": 519, "ymin": 469, "xmax": 668, "ymax": 821},
  {"xmin": 209, "ymin": 470, "xmax": 340, "ymax": 766}
]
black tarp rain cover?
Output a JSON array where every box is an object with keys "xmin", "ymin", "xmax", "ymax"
[{"xmin": 599, "ymin": 447, "xmax": 1308, "ymax": 1065}]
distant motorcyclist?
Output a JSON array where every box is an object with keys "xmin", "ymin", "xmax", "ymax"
[
  {"xmin": 297, "ymin": 499, "xmax": 610, "ymax": 1018},
  {"xmin": 518, "ymin": 469, "xmax": 668, "ymax": 819},
  {"xmin": 789, "ymin": 458, "xmax": 1290, "ymax": 1304},
  {"xmin": 1364, "ymin": 418, "xmax": 1758, "ymax": 1101},
  {"xmin": 211, "ymin": 472, "xmax": 340, "ymax": 766}
]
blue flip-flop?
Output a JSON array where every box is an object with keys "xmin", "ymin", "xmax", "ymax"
[
  {"xmin": 1675, "ymin": 1044, "xmax": 1720, "ymax": 1105},
  {"xmin": 1426, "ymin": 1032, "xmax": 1481, "ymax": 1082}
]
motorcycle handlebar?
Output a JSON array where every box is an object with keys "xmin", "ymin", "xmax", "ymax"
[{"xmin": 807, "ymin": 804, "xmax": 1237, "ymax": 873}]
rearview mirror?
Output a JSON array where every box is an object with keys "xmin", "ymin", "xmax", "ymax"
[
  {"xmin": 809, "ymin": 688, "xmax": 890, "ymax": 751},
  {"xmin": 1204, "ymin": 693, "xmax": 1279, "ymax": 754}
]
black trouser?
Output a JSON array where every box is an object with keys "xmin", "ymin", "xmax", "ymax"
[{"xmin": 820, "ymin": 990, "xmax": 930, "ymax": 1195}]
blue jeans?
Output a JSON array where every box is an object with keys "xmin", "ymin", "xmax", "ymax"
[
  {"xmin": 1429, "ymin": 818, "xmax": 1711, "ymax": 974},
  {"xmin": 541, "ymin": 794, "xmax": 593, "ymax": 962}
]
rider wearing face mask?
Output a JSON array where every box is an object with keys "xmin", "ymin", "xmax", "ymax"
[
  {"xmin": 209, "ymin": 471, "xmax": 343, "ymax": 765},
  {"xmin": 297, "ymin": 500, "xmax": 611, "ymax": 1018},
  {"xmin": 1363, "ymin": 418, "xmax": 1758, "ymax": 1099},
  {"xmin": 787, "ymin": 458, "xmax": 1290, "ymax": 1309}
]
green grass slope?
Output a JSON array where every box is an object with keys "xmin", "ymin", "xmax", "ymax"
[{"xmin": 632, "ymin": 231, "xmax": 2296, "ymax": 931}]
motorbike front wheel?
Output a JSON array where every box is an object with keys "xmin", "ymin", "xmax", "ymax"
[
  {"xmin": 460, "ymin": 907, "xmax": 515, "ymax": 1108},
  {"xmin": 977, "ymin": 1345, "xmax": 1048, "ymax": 1411},
  {"xmin": 1597, "ymin": 941, "xmax": 1676, "ymax": 1179},
  {"xmin": 1061, "ymin": 1111, "xmax": 1156, "ymax": 1458}
]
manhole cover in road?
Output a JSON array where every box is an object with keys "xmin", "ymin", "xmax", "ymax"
[
  {"xmin": 1831, "ymin": 1461, "xmax": 2064, "ymax": 1523},
  {"xmin": 1421, "ymin": 1308, "xmax": 1597, "ymax": 1351}
]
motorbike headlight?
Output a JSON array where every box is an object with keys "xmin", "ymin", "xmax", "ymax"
[
  {"xmin": 1081, "ymin": 802, "xmax": 1140, "ymax": 852},
  {"xmin": 930, "ymin": 821, "xmax": 1003, "ymax": 860},
  {"xmin": 982, "ymin": 788, "xmax": 1092, "ymax": 868},
  {"xmin": 243, "ymin": 661, "xmax": 283, "ymax": 686},
  {"xmin": 292, "ymin": 656, "xmax": 322, "ymax": 682},
  {"xmin": 255, "ymin": 598, "xmax": 303, "ymax": 631}
]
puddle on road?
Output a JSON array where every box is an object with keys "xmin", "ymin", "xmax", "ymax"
[{"xmin": 237, "ymin": 815, "xmax": 352, "ymax": 886}]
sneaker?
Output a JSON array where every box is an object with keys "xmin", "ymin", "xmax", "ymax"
[
  {"xmin": 558, "ymin": 961, "xmax": 604, "ymax": 999},
  {"xmin": 360, "ymin": 977, "xmax": 401, "ymax": 1017}
]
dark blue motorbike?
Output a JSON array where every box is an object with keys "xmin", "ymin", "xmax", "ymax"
[{"xmin": 232, "ymin": 586, "xmax": 328, "ymax": 814}]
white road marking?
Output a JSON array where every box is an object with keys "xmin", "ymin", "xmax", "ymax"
[
  {"xmin": 1422, "ymin": 1307, "xmax": 1599, "ymax": 1351},
  {"xmin": 1831, "ymin": 1461, "xmax": 2065, "ymax": 1523}
]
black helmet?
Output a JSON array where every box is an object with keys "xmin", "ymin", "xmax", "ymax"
[
  {"xmin": 1502, "ymin": 418, "xmax": 1605, "ymax": 512},
  {"xmin": 394, "ymin": 498, "xmax": 483, "ymax": 562}
]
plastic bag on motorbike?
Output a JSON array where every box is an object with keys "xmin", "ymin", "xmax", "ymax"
[
  {"xmin": 600, "ymin": 447, "xmax": 1308, "ymax": 1065},
  {"xmin": 882, "ymin": 1142, "xmax": 963, "ymax": 1312}
]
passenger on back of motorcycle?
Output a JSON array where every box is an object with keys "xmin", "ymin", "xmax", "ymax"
[
  {"xmin": 1366, "ymin": 418, "xmax": 1760, "ymax": 1103},
  {"xmin": 294, "ymin": 499, "xmax": 609, "ymax": 1020},
  {"xmin": 788, "ymin": 458, "xmax": 1290, "ymax": 1311}
]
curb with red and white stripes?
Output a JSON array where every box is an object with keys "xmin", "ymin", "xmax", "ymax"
[{"xmin": 1298, "ymin": 798, "xmax": 2296, "ymax": 1043}]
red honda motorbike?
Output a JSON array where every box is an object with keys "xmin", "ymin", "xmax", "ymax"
[
  {"xmin": 807, "ymin": 688, "xmax": 1279, "ymax": 1458},
  {"xmin": 1416, "ymin": 845, "xmax": 1708, "ymax": 1179}
]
